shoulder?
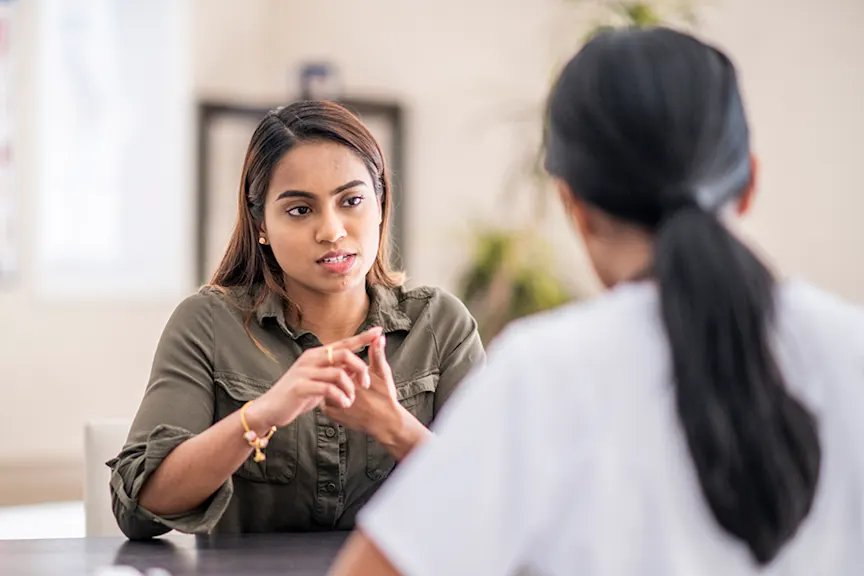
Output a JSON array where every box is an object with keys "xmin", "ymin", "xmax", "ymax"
[
  {"xmin": 775, "ymin": 280, "xmax": 864, "ymax": 367},
  {"xmin": 489, "ymin": 281, "xmax": 659, "ymax": 362},
  {"xmin": 778, "ymin": 279, "xmax": 864, "ymax": 331},
  {"xmin": 391, "ymin": 284, "xmax": 472, "ymax": 316},
  {"xmin": 167, "ymin": 288, "xmax": 215, "ymax": 323},
  {"xmin": 384, "ymin": 284, "xmax": 476, "ymax": 330},
  {"xmin": 769, "ymin": 281, "xmax": 864, "ymax": 447},
  {"xmin": 379, "ymin": 284, "xmax": 481, "ymax": 364},
  {"xmin": 164, "ymin": 285, "xmax": 250, "ymax": 332},
  {"xmin": 469, "ymin": 282, "xmax": 664, "ymax": 413}
]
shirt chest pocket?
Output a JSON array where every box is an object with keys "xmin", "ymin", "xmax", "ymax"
[
  {"xmin": 366, "ymin": 373, "xmax": 438, "ymax": 481},
  {"xmin": 213, "ymin": 373, "xmax": 299, "ymax": 484}
]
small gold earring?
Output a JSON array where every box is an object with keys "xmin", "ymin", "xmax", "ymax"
[{"xmin": 258, "ymin": 237, "xmax": 267, "ymax": 245}]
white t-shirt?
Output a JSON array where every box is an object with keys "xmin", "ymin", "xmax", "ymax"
[{"xmin": 359, "ymin": 280, "xmax": 864, "ymax": 576}]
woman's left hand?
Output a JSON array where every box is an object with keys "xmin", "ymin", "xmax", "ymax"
[{"xmin": 322, "ymin": 333, "xmax": 430, "ymax": 460}]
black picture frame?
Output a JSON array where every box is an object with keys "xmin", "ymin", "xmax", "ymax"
[{"xmin": 195, "ymin": 98, "xmax": 406, "ymax": 285}]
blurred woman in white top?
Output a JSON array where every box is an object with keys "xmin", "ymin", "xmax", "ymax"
[{"xmin": 330, "ymin": 27, "xmax": 864, "ymax": 575}]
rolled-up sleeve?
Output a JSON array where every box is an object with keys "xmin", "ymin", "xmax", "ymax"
[{"xmin": 106, "ymin": 291, "xmax": 232, "ymax": 540}]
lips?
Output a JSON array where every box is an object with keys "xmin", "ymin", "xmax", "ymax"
[
  {"xmin": 317, "ymin": 251, "xmax": 357, "ymax": 275},
  {"xmin": 319, "ymin": 253, "xmax": 353, "ymax": 264}
]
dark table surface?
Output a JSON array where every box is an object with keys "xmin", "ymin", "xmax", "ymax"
[{"xmin": 0, "ymin": 532, "xmax": 350, "ymax": 576}]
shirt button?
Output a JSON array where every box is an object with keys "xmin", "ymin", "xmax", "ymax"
[
  {"xmin": 325, "ymin": 483, "xmax": 337, "ymax": 494},
  {"xmin": 325, "ymin": 427, "xmax": 336, "ymax": 438}
]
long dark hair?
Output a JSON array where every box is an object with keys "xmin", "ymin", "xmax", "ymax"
[
  {"xmin": 545, "ymin": 28, "xmax": 821, "ymax": 564},
  {"xmin": 209, "ymin": 101, "xmax": 402, "ymax": 345}
]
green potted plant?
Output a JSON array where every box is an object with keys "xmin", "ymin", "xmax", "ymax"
[{"xmin": 459, "ymin": 228, "xmax": 571, "ymax": 344}]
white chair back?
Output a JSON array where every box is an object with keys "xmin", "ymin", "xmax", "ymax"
[{"xmin": 83, "ymin": 419, "xmax": 131, "ymax": 537}]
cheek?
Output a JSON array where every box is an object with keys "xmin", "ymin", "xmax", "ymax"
[
  {"xmin": 264, "ymin": 218, "xmax": 303, "ymax": 257},
  {"xmin": 363, "ymin": 219, "xmax": 382, "ymax": 253},
  {"xmin": 352, "ymin": 205, "xmax": 382, "ymax": 241}
]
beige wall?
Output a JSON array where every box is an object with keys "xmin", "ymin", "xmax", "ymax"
[
  {"xmin": 0, "ymin": 1, "xmax": 186, "ymax": 501},
  {"xmin": 541, "ymin": 0, "xmax": 864, "ymax": 301},
  {"xmin": 0, "ymin": 0, "xmax": 560, "ymax": 499},
  {"xmin": 702, "ymin": 0, "xmax": 864, "ymax": 300},
  {"xmin": 194, "ymin": 0, "xmax": 558, "ymax": 288},
  {"xmin": 1, "ymin": 0, "xmax": 862, "ymax": 501}
]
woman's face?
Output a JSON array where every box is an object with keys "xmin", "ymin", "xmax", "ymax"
[{"xmin": 260, "ymin": 141, "xmax": 382, "ymax": 298}]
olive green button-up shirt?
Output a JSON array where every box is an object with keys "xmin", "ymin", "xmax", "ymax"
[{"xmin": 107, "ymin": 284, "xmax": 485, "ymax": 540}]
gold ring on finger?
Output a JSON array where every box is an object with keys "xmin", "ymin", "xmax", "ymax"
[{"xmin": 325, "ymin": 345, "xmax": 334, "ymax": 366}]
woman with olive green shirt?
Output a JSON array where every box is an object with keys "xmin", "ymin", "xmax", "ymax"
[{"xmin": 107, "ymin": 101, "xmax": 484, "ymax": 540}]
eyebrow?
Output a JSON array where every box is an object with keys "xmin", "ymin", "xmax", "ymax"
[{"xmin": 276, "ymin": 180, "xmax": 367, "ymax": 201}]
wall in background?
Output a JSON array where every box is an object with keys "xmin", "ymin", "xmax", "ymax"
[
  {"xmin": 0, "ymin": 0, "xmax": 560, "ymax": 503},
  {"xmin": 703, "ymin": 0, "xmax": 864, "ymax": 297},
  {"xmin": 192, "ymin": 0, "xmax": 559, "ymax": 289},
  {"xmin": 0, "ymin": 0, "xmax": 862, "ymax": 504},
  {"xmin": 539, "ymin": 0, "xmax": 864, "ymax": 303},
  {"xmin": 0, "ymin": 0, "xmax": 193, "ymax": 503},
  {"xmin": 36, "ymin": 0, "xmax": 193, "ymax": 299}
]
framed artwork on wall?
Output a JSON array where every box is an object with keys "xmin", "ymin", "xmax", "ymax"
[{"xmin": 195, "ymin": 98, "xmax": 406, "ymax": 285}]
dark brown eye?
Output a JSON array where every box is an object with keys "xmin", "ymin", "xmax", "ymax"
[
  {"xmin": 343, "ymin": 195, "xmax": 364, "ymax": 208},
  {"xmin": 287, "ymin": 206, "xmax": 311, "ymax": 217}
]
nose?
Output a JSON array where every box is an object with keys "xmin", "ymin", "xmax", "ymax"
[{"xmin": 315, "ymin": 207, "xmax": 348, "ymax": 244}]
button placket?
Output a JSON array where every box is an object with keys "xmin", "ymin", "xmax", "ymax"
[
  {"xmin": 313, "ymin": 406, "xmax": 342, "ymax": 527},
  {"xmin": 299, "ymin": 332, "xmax": 347, "ymax": 527}
]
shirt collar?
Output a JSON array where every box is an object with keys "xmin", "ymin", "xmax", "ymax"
[{"xmin": 254, "ymin": 284, "xmax": 412, "ymax": 341}]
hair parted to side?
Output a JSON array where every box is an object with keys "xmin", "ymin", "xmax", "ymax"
[
  {"xmin": 545, "ymin": 27, "xmax": 821, "ymax": 564},
  {"xmin": 209, "ymin": 100, "xmax": 403, "ymax": 344}
]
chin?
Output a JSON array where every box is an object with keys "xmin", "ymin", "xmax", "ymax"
[{"xmin": 317, "ymin": 270, "xmax": 369, "ymax": 294}]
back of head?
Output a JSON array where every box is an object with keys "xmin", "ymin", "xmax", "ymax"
[{"xmin": 545, "ymin": 27, "xmax": 821, "ymax": 564}]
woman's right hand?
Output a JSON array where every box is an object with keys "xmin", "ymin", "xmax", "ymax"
[{"xmin": 244, "ymin": 327, "xmax": 383, "ymax": 430}]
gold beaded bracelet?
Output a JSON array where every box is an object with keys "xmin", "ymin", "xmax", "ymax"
[{"xmin": 240, "ymin": 401, "xmax": 277, "ymax": 462}]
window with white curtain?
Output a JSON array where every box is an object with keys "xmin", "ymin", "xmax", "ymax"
[{"xmin": 36, "ymin": 0, "xmax": 192, "ymax": 298}]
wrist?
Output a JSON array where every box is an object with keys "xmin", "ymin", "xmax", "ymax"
[
  {"xmin": 374, "ymin": 402, "xmax": 430, "ymax": 461},
  {"xmin": 243, "ymin": 399, "xmax": 276, "ymax": 435}
]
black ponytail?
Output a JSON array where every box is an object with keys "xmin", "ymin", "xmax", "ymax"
[
  {"xmin": 545, "ymin": 27, "xmax": 822, "ymax": 564},
  {"xmin": 655, "ymin": 208, "xmax": 820, "ymax": 563}
]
